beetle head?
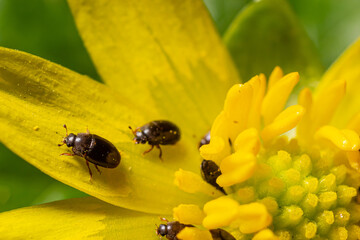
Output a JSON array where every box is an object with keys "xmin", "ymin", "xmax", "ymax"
[
  {"xmin": 58, "ymin": 124, "xmax": 76, "ymax": 147},
  {"xmin": 64, "ymin": 133, "xmax": 76, "ymax": 147},
  {"xmin": 156, "ymin": 224, "xmax": 167, "ymax": 236},
  {"xmin": 129, "ymin": 126, "xmax": 147, "ymax": 144}
]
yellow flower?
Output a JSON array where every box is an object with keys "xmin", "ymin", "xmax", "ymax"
[
  {"xmin": 0, "ymin": 0, "xmax": 360, "ymax": 239},
  {"xmin": 175, "ymin": 64, "xmax": 360, "ymax": 239}
]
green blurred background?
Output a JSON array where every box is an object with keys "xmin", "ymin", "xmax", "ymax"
[{"xmin": 0, "ymin": 0, "xmax": 359, "ymax": 212}]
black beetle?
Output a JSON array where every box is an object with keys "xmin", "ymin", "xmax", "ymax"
[
  {"xmin": 201, "ymin": 160, "xmax": 226, "ymax": 194},
  {"xmin": 198, "ymin": 131, "xmax": 210, "ymax": 149},
  {"xmin": 156, "ymin": 218, "xmax": 193, "ymax": 240},
  {"xmin": 129, "ymin": 120, "xmax": 180, "ymax": 159},
  {"xmin": 210, "ymin": 228, "xmax": 236, "ymax": 240},
  {"xmin": 58, "ymin": 124, "xmax": 120, "ymax": 178}
]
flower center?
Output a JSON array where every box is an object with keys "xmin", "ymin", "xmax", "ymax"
[{"xmin": 171, "ymin": 67, "xmax": 360, "ymax": 240}]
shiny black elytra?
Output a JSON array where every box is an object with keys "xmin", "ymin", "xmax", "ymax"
[
  {"xmin": 156, "ymin": 218, "xmax": 193, "ymax": 240},
  {"xmin": 58, "ymin": 125, "xmax": 120, "ymax": 178},
  {"xmin": 201, "ymin": 160, "xmax": 226, "ymax": 194},
  {"xmin": 129, "ymin": 120, "xmax": 180, "ymax": 160},
  {"xmin": 210, "ymin": 228, "xmax": 236, "ymax": 240}
]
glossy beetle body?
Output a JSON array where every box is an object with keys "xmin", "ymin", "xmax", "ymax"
[
  {"xmin": 210, "ymin": 228, "xmax": 236, "ymax": 240},
  {"xmin": 130, "ymin": 120, "xmax": 180, "ymax": 159},
  {"xmin": 198, "ymin": 131, "xmax": 210, "ymax": 149},
  {"xmin": 59, "ymin": 125, "xmax": 120, "ymax": 177},
  {"xmin": 201, "ymin": 160, "xmax": 226, "ymax": 194},
  {"xmin": 156, "ymin": 220, "xmax": 193, "ymax": 240}
]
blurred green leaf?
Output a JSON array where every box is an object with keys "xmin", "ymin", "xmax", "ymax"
[
  {"xmin": 203, "ymin": 0, "xmax": 251, "ymax": 35},
  {"xmin": 0, "ymin": 143, "xmax": 87, "ymax": 212},
  {"xmin": 288, "ymin": 0, "xmax": 360, "ymax": 68},
  {"xmin": 0, "ymin": 0, "xmax": 98, "ymax": 80},
  {"xmin": 224, "ymin": 0, "xmax": 324, "ymax": 88}
]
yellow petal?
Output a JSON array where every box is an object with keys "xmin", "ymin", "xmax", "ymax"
[
  {"xmin": 177, "ymin": 227, "xmax": 213, "ymax": 240},
  {"xmin": 268, "ymin": 66, "xmax": 284, "ymax": 90},
  {"xmin": 203, "ymin": 196, "xmax": 239, "ymax": 229},
  {"xmin": 0, "ymin": 47, "xmax": 203, "ymax": 214},
  {"xmin": 0, "ymin": 197, "xmax": 169, "ymax": 239},
  {"xmin": 315, "ymin": 126, "xmax": 359, "ymax": 151},
  {"xmin": 237, "ymin": 203, "xmax": 273, "ymax": 234},
  {"xmin": 217, "ymin": 152, "xmax": 257, "ymax": 187},
  {"xmin": 174, "ymin": 169, "xmax": 223, "ymax": 198},
  {"xmin": 261, "ymin": 105, "xmax": 305, "ymax": 143},
  {"xmin": 173, "ymin": 204, "xmax": 205, "ymax": 225},
  {"xmin": 253, "ymin": 229, "xmax": 279, "ymax": 240},
  {"xmin": 67, "ymin": 0, "xmax": 240, "ymax": 130},
  {"xmin": 234, "ymin": 128, "xmax": 261, "ymax": 155},
  {"xmin": 317, "ymin": 37, "xmax": 360, "ymax": 127},
  {"xmin": 261, "ymin": 72, "xmax": 299, "ymax": 125},
  {"xmin": 311, "ymin": 80, "xmax": 346, "ymax": 133}
]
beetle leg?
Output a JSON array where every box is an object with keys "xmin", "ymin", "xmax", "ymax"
[
  {"xmin": 143, "ymin": 144, "xmax": 154, "ymax": 155},
  {"xmin": 156, "ymin": 145, "xmax": 163, "ymax": 161},
  {"xmin": 86, "ymin": 160, "xmax": 93, "ymax": 179},
  {"xmin": 95, "ymin": 164, "xmax": 102, "ymax": 175},
  {"xmin": 86, "ymin": 126, "xmax": 90, "ymax": 134},
  {"xmin": 160, "ymin": 217, "xmax": 169, "ymax": 222},
  {"xmin": 60, "ymin": 152, "xmax": 75, "ymax": 156}
]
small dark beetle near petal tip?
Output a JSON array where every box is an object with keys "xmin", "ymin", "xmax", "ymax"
[
  {"xmin": 129, "ymin": 120, "xmax": 180, "ymax": 160},
  {"xmin": 58, "ymin": 124, "xmax": 121, "ymax": 178},
  {"xmin": 155, "ymin": 218, "xmax": 235, "ymax": 240},
  {"xmin": 210, "ymin": 228, "xmax": 236, "ymax": 240},
  {"xmin": 156, "ymin": 218, "xmax": 193, "ymax": 240},
  {"xmin": 198, "ymin": 130, "xmax": 210, "ymax": 149},
  {"xmin": 201, "ymin": 159, "xmax": 226, "ymax": 194}
]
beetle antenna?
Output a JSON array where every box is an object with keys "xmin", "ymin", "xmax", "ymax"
[
  {"xmin": 63, "ymin": 124, "xmax": 69, "ymax": 136},
  {"xmin": 128, "ymin": 126, "xmax": 136, "ymax": 135},
  {"xmin": 155, "ymin": 224, "xmax": 159, "ymax": 234}
]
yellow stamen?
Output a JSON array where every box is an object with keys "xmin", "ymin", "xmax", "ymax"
[
  {"xmin": 176, "ymin": 227, "xmax": 213, "ymax": 240},
  {"xmin": 174, "ymin": 169, "xmax": 223, "ymax": 197},
  {"xmin": 261, "ymin": 72, "xmax": 299, "ymax": 125},
  {"xmin": 261, "ymin": 105, "xmax": 305, "ymax": 143},
  {"xmin": 248, "ymin": 75, "xmax": 266, "ymax": 130},
  {"xmin": 223, "ymin": 83, "xmax": 254, "ymax": 140},
  {"xmin": 268, "ymin": 66, "xmax": 284, "ymax": 90},
  {"xmin": 200, "ymin": 111, "xmax": 230, "ymax": 164},
  {"xmin": 297, "ymin": 88, "xmax": 313, "ymax": 143},
  {"xmin": 347, "ymin": 111, "xmax": 360, "ymax": 135},
  {"xmin": 315, "ymin": 125, "xmax": 359, "ymax": 151},
  {"xmin": 173, "ymin": 204, "xmax": 205, "ymax": 225},
  {"xmin": 203, "ymin": 196, "xmax": 239, "ymax": 229},
  {"xmin": 346, "ymin": 151, "xmax": 360, "ymax": 171},
  {"xmin": 252, "ymin": 229, "xmax": 279, "ymax": 240},
  {"xmin": 199, "ymin": 136, "xmax": 226, "ymax": 165},
  {"xmin": 217, "ymin": 152, "xmax": 257, "ymax": 187},
  {"xmin": 237, "ymin": 202, "xmax": 272, "ymax": 233},
  {"xmin": 210, "ymin": 111, "xmax": 229, "ymax": 139},
  {"xmin": 234, "ymin": 128, "xmax": 260, "ymax": 155},
  {"xmin": 298, "ymin": 87, "xmax": 313, "ymax": 111},
  {"xmin": 311, "ymin": 79, "xmax": 346, "ymax": 133}
]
